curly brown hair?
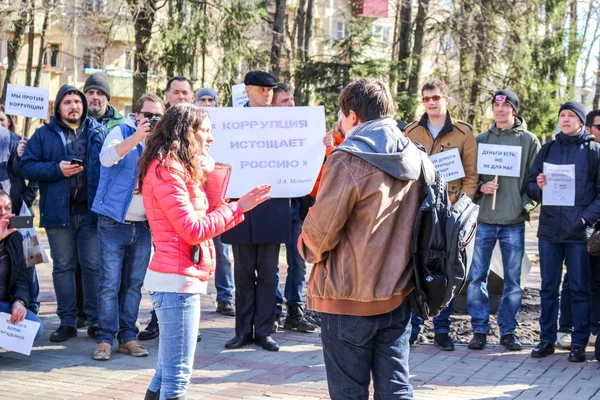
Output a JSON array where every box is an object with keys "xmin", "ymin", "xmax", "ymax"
[{"xmin": 137, "ymin": 103, "xmax": 209, "ymax": 193}]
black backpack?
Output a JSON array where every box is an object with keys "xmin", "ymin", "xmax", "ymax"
[{"xmin": 408, "ymin": 151, "xmax": 480, "ymax": 318}]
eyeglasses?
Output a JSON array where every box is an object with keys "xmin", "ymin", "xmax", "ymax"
[
  {"xmin": 422, "ymin": 95, "xmax": 443, "ymax": 103},
  {"xmin": 142, "ymin": 112, "xmax": 162, "ymax": 119}
]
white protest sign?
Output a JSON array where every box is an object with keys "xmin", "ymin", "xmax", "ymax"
[
  {"xmin": 543, "ymin": 163, "xmax": 575, "ymax": 206},
  {"xmin": 477, "ymin": 143, "xmax": 522, "ymax": 177},
  {"xmin": 5, "ymin": 84, "xmax": 49, "ymax": 120},
  {"xmin": 429, "ymin": 148, "xmax": 465, "ymax": 181},
  {"xmin": 231, "ymin": 84, "xmax": 249, "ymax": 107},
  {"xmin": 0, "ymin": 312, "xmax": 40, "ymax": 355},
  {"xmin": 207, "ymin": 106, "xmax": 326, "ymax": 198}
]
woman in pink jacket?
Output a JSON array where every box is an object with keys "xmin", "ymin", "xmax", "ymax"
[{"xmin": 138, "ymin": 104, "xmax": 270, "ymax": 400}]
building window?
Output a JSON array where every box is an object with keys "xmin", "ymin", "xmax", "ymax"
[
  {"xmin": 336, "ymin": 22, "xmax": 345, "ymax": 40},
  {"xmin": 124, "ymin": 50, "xmax": 133, "ymax": 70},
  {"xmin": 83, "ymin": 47, "xmax": 104, "ymax": 70},
  {"xmin": 43, "ymin": 44, "xmax": 61, "ymax": 67},
  {"xmin": 382, "ymin": 26, "xmax": 390, "ymax": 43}
]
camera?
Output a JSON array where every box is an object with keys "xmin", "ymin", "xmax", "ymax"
[{"xmin": 146, "ymin": 116, "xmax": 161, "ymax": 129}]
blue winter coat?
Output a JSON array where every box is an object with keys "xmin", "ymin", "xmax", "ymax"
[
  {"xmin": 19, "ymin": 116, "xmax": 106, "ymax": 227},
  {"xmin": 526, "ymin": 131, "xmax": 600, "ymax": 243}
]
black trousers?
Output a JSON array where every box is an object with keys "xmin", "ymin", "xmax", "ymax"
[{"xmin": 232, "ymin": 243, "xmax": 280, "ymax": 337}]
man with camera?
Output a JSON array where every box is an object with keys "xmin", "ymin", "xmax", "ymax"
[
  {"xmin": 20, "ymin": 85, "xmax": 107, "ymax": 342},
  {"xmin": 90, "ymin": 94, "xmax": 164, "ymax": 361}
]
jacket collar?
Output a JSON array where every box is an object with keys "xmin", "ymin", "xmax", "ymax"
[{"xmin": 417, "ymin": 112, "xmax": 458, "ymax": 139}]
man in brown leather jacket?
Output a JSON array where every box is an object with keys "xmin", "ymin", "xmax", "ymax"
[{"xmin": 299, "ymin": 78, "xmax": 432, "ymax": 400}]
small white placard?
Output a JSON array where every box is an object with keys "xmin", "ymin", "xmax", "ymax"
[
  {"xmin": 543, "ymin": 163, "xmax": 575, "ymax": 206},
  {"xmin": 429, "ymin": 148, "xmax": 465, "ymax": 181},
  {"xmin": 477, "ymin": 143, "xmax": 522, "ymax": 177},
  {"xmin": 0, "ymin": 311, "xmax": 40, "ymax": 355},
  {"xmin": 231, "ymin": 84, "xmax": 249, "ymax": 107},
  {"xmin": 4, "ymin": 84, "xmax": 49, "ymax": 119}
]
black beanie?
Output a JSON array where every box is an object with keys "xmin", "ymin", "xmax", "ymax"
[
  {"xmin": 559, "ymin": 101, "xmax": 586, "ymax": 125},
  {"xmin": 83, "ymin": 72, "xmax": 111, "ymax": 101},
  {"xmin": 492, "ymin": 89, "xmax": 519, "ymax": 114}
]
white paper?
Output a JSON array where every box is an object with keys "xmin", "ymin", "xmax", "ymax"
[
  {"xmin": 429, "ymin": 148, "xmax": 465, "ymax": 181},
  {"xmin": 231, "ymin": 84, "xmax": 249, "ymax": 108},
  {"xmin": 4, "ymin": 84, "xmax": 49, "ymax": 119},
  {"xmin": 477, "ymin": 143, "xmax": 522, "ymax": 177},
  {"xmin": 0, "ymin": 312, "xmax": 40, "ymax": 355},
  {"xmin": 206, "ymin": 106, "xmax": 326, "ymax": 198},
  {"xmin": 542, "ymin": 163, "xmax": 575, "ymax": 206}
]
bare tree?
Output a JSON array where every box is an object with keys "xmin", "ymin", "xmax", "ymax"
[{"xmin": 270, "ymin": 0, "xmax": 287, "ymax": 78}]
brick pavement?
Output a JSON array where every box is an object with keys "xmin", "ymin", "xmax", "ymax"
[{"xmin": 1, "ymin": 226, "xmax": 600, "ymax": 399}]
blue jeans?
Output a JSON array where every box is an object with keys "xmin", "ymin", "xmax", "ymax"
[
  {"xmin": 276, "ymin": 200, "xmax": 306, "ymax": 314},
  {"xmin": 213, "ymin": 236, "xmax": 234, "ymax": 303},
  {"xmin": 410, "ymin": 299, "xmax": 455, "ymax": 335},
  {"xmin": 467, "ymin": 222, "xmax": 524, "ymax": 336},
  {"xmin": 148, "ymin": 292, "xmax": 200, "ymax": 400},
  {"xmin": 0, "ymin": 301, "xmax": 44, "ymax": 340},
  {"xmin": 96, "ymin": 216, "xmax": 151, "ymax": 345},
  {"xmin": 27, "ymin": 266, "xmax": 40, "ymax": 314},
  {"xmin": 46, "ymin": 213, "xmax": 100, "ymax": 328},
  {"xmin": 539, "ymin": 240, "xmax": 591, "ymax": 347},
  {"xmin": 320, "ymin": 303, "xmax": 413, "ymax": 400}
]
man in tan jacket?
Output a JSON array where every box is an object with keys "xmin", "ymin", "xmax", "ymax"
[
  {"xmin": 404, "ymin": 78, "xmax": 478, "ymax": 352},
  {"xmin": 299, "ymin": 78, "xmax": 432, "ymax": 400}
]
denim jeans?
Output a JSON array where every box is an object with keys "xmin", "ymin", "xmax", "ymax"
[
  {"xmin": 213, "ymin": 236, "xmax": 234, "ymax": 303},
  {"xmin": 148, "ymin": 292, "xmax": 200, "ymax": 400},
  {"xmin": 96, "ymin": 216, "xmax": 151, "ymax": 345},
  {"xmin": 275, "ymin": 200, "xmax": 307, "ymax": 315},
  {"xmin": 467, "ymin": 222, "xmax": 524, "ymax": 336},
  {"xmin": 46, "ymin": 213, "xmax": 100, "ymax": 328},
  {"xmin": 0, "ymin": 301, "xmax": 44, "ymax": 340},
  {"xmin": 27, "ymin": 266, "xmax": 40, "ymax": 314},
  {"xmin": 410, "ymin": 300, "xmax": 454, "ymax": 335},
  {"xmin": 539, "ymin": 239, "xmax": 591, "ymax": 347},
  {"xmin": 320, "ymin": 302, "xmax": 413, "ymax": 400}
]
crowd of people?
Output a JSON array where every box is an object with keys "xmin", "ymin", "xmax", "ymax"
[{"xmin": 0, "ymin": 70, "xmax": 599, "ymax": 400}]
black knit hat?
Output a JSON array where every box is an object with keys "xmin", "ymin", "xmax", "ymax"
[
  {"xmin": 492, "ymin": 89, "xmax": 519, "ymax": 114},
  {"xmin": 83, "ymin": 72, "xmax": 111, "ymax": 101},
  {"xmin": 559, "ymin": 101, "xmax": 587, "ymax": 125}
]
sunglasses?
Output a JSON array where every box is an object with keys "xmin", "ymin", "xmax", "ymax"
[
  {"xmin": 422, "ymin": 95, "xmax": 443, "ymax": 102},
  {"xmin": 142, "ymin": 112, "xmax": 162, "ymax": 119}
]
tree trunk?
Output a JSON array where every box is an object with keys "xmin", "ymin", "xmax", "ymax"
[
  {"xmin": 396, "ymin": 0, "xmax": 412, "ymax": 92},
  {"xmin": 34, "ymin": 4, "xmax": 50, "ymax": 89},
  {"xmin": 594, "ymin": 45, "xmax": 600, "ymax": 109},
  {"xmin": 128, "ymin": 0, "xmax": 157, "ymax": 103},
  {"xmin": 389, "ymin": 0, "xmax": 402, "ymax": 92},
  {"xmin": 296, "ymin": 0, "xmax": 306, "ymax": 61},
  {"xmin": 407, "ymin": 0, "xmax": 429, "ymax": 101},
  {"xmin": 303, "ymin": 0, "xmax": 314, "ymax": 57},
  {"xmin": 23, "ymin": 3, "xmax": 35, "ymax": 137},
  {"xmin": 1, "ymin": 7, "xmax": 29, "ymax": 103},
  {"xmin": 270, "ymin": 0, "xmax": 287, "ymax": 78}
]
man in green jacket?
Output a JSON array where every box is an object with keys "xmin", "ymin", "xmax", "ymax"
[
  {"xmin": 467, "ymin": 89, "xmax": 540, "ymax": 351},
  {"xmin": 83, "ymin": 72, "xmax": 125, "ymax": 132}
]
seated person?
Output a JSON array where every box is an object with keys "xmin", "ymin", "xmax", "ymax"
[{"xmin": 0, "ymin": 189, "xmax": 43, "ymax": 341}]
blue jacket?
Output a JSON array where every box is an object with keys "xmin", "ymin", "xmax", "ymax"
[
  {"xmin": 20, "ymin": 116, "xmax": 106, "ymax": 227},
  {"xmin": 526, "ymin": 131, "xmax": 600, "ymax": 243},
  {"xmin": 91, "ymin": 122, "xmax": 140, "ymax": 223}
]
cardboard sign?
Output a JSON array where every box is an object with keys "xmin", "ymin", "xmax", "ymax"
[
  {"xmin": 231, "ymin": 84, "xmax": 249, "ymax": 107},
  {"xmin": 543, "ymin": 163, "xmax": 575, "ymax": 206},
  {"xmin": 429, "ymin": 148, "xmax": 465, "ymax": 181},
  {"xmin": 4, "ymin": 84, "xmax": 49, "ymax": 120},
  {"xmin": 206, "ymin": 106, "xmax": 326, "ymax": 198},
  {"xmin": 477, "ymin": 143, "xmax": 522, "ymax": 177},
  {"xmin": 0, "ymin": 312, "xmax": 40, "ymax": 355}
]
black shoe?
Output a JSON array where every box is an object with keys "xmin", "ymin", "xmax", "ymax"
[
  {"xmin": 216, "ymin": 301, "xmax": 236, "ymax": 317},
  {"xmin": 138, "ymin": 312, "xmax": 159, "ymax": 340},
  {"xmin": 531, "ymin": 341, "xmax": 555, "ymax": 358},
  {"xmin": 50, "ymin": 326, "xmax": 77, "ymax": 342},
  {"xmin": 568, "ymin": 346, "xmax": 586, "ymax": 362},
  {"xmin": 500, "ymin": 334, "xmax": 522, "ymax": 351},
  {"xmin": 197, "ymin": 331, "xmax": 202, "ymax": 342},
  {"xmin": 255, "ymin": 335, "xmax": 279, "ymax": 352},
  {"xmin": 77, "ymin": 316, "xmax": 87, "ymax": 328},
  {"xmin": 434, "ymin": 333, "xmax": 455, "ymax": 351},
  {"xmin": 87, "ymin": 326, "xmax": 97, "ymax": 339},
  {"xmin": 468, "ymin": 333, "xmax": 487, "ymax": 350},
  {"xmin": 284, "ymin": 306, "xmax": 316, "ymax": 332},
  {"xmin": 225, "ymin": 334, "xmax": 253, "ymax": 349}
]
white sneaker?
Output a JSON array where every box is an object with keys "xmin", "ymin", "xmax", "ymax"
[
  {"xmin": 589, "ymin": 333, "xmax": 597, "ymax": 346},
  {"xmin": 556, "ymin": 332, "xmax": 572, "ymax": 349}
]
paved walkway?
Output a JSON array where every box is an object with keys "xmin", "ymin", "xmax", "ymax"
[{"xmin": 1, "ymin": 225, "xmax": 600, "ymax": 399}]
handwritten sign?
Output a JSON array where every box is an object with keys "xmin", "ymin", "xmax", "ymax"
[
  {"xmin": 5, "ymin": 84, "xmax": 49, "ymax": 119},
  {"xmin": 206, "ymin": 106, "xmax": 326, "ymax": 198},
  {"xmin": 477, "ymin": 143, "xmax": 522, "ymax": 177},
  {"xmin": 543, "ymin": 163, "xmax": 575, "ymax": 206},
  {"xmin": 0, "ymin": 312, "xmax": 40, "ymax": 355},
  {"xmin": 429, "ymin": 148, "xmax": 465, "ymax": 181},
  {"xmin": 231, "ymin": 84, "xmax": 249, "ymax": 107}
]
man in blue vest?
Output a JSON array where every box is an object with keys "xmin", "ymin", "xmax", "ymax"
[
  {"xmin": 20, "ymin": 85, "xmax": 107, "ymax": 342},
  {"xmin": 91, "ymin": 93, "xmax": 164, "ymax": 361}
]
